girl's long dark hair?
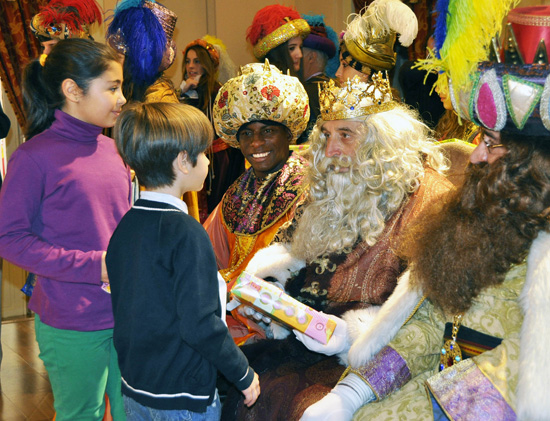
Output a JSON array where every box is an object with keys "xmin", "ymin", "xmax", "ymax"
[
  {"xmin": 22, "ymin": 38, "xmax": 120, "ymax": 139},
  {"xmin": 265, "ymin": 42, "xmax": 298, "ymax": 77}
]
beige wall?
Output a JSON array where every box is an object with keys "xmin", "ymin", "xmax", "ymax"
[
  {"xmin": 92, "ymin": 0, "xmax": 354, "ymax": 89},
  {"xmin": 91, "ymin": 0, "xmax": 550, "ymax": 91}
]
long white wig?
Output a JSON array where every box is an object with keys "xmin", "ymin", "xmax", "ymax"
[{"xmin": 291, "ymin": 103, "xmax": 447, "ymax": 262}]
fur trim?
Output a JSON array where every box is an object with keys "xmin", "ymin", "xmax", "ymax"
[
  {"xmin": 268, "ymin": 321, "xmax": 292, "ymax": 340},
  {"xmin": 346, "ymin": 270, "xmax": 422, "ymax": 368},
  {"xmin": 244, "ymin": 243, "xmax": 305, "ymax": 289},
  {"xmin": 338, "ymin": 306, "xmax": 381, "ymax": 365},
  {"xmin": 344, "ymin": 306, "xmax": 382, "ymax": 344},
  {"xmin": 517, "ymin": 230, "xmax": 550, "ymax": 420}
]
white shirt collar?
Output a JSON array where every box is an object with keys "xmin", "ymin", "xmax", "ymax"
[
  {"xmin": 306, "ymin": 71, "xmax": 323, "ymax": 81},
  {"xmin": 140, "ymin": 191, "xmax": 188, "ymax": 214}
]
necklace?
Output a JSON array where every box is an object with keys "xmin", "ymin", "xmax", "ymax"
[{"xmin": 440, "ymin": 314, "xmax": 463, "ymax": 370}]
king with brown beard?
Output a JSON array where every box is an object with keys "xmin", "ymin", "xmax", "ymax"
[{"xmin": 410, "ymin": 132, "xmax": 550, "ymax": 315}]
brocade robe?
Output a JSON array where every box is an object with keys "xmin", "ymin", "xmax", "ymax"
[{"xmin": 204, "ymin": 153, "xmax": 308, "ymax": 344}]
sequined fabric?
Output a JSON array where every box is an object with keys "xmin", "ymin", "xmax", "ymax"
[
  {"xmin": 427, "ymin": 359, "xmax": 516, "ymax": 420},
  {"xmin": 357, "ymin": 346, "xmax": 412, "ymax": 400},
  {"xmin": 253, "ymin": 19, "xmax": 310, "ymax": 59},
  {"xmin": 213, "ymin": 62, "xmax": 310, "ymax": 146},
  {"xmin": 222, "ymin": 154, "xmax": 307, "ymax": 235}
]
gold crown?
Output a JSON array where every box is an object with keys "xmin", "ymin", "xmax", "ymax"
[{"xmin": 319, "ymin": 73, "xmax": 396, "ymax": 121}]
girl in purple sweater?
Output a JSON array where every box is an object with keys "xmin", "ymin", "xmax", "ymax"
[{"xmin": 0, "ymin": 39, "xmax": 130, "ymax": 420}]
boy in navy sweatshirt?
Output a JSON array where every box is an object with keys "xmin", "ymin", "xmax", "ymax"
[{"xmin": 107, "ymin": 102, "xmax": 260, "ymax": 419}]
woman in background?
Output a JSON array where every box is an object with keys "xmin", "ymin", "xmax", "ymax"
[
  {"xmin": 180, "ymin": 36, "xmax": 245, "ymax": 222},
  {"xmin": 246, "ymin": 4, "xmax": 310, "ymax": 77},
  {"xmin": 434, "ymin": 83, "xmax": 479, "ymax": 142}
]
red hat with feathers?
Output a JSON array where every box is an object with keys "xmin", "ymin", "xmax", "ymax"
[
  {"xmin": 247, "ymin": 4, "xmax": 310, "ymax": 59},
  {"xmin": 31, "ymin": 0, "xmax": 102, "ymax": 41}
]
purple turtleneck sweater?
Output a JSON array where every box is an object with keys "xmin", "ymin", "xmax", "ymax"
[{"xmin": 0, "ymin": 110, "xmax": 131, "ymax": 331}]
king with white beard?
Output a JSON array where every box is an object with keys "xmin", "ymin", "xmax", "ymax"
[{"xmin": 222, "ymin": 74, "xmax": 453, "ymax": 421}]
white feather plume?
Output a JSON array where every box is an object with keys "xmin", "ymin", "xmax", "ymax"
[{"xmin": 345, "ymin": 0, "xmax": 418, "ymax": 48}]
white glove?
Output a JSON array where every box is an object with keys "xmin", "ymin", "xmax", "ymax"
[
  {"xmin": 233, "ymin": 277, "xmax": 285, "ymax": 325},
  {"xmin": 236, "ymin": 304, "xmax": 291, "ymax": 340},
  {"xmin": 294, "ymin": 314, "xmax": 350, "ymax": 356},
  {"xmin": 238, "ymin": 304, "xmax": 272, "ymax": 324}
]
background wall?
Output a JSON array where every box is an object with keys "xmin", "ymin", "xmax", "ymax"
[
  {"xmin": 90, "ymin": 0, "xmax": 550, "ymax": 89},
  {"xmin": 92, "ymin": 0, "xmax": 354, "ymax": 89}
]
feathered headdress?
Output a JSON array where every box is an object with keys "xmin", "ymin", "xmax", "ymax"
[
  {"xmin": 247, "ymin": 4, "xmax": 310, "ymax": 60},
  {"xmin": 302, "ymin": 14, "xmax": 340, "ymax": 78},
  {"xmin": 106, "ymin": 0, "xmax": 177, "ymax": 86},
  {"xmin": 341, "ymin": 0, "xmax": 418, "ymax": 72},
  {"xmin": 30, "ymin": 0, "xmax": 103, "ymax": 41},
  {"xmin": 416, "ymin": 0, "xmax": 519, "ymax": 99},
  {"xmin": 418, "ymin": 1, "xmax": 550, "ymax": 137}
]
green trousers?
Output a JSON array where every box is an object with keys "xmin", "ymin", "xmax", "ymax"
[{"xmin": 35, "ymin": 315, "xmax": 126, "ymax": 421}]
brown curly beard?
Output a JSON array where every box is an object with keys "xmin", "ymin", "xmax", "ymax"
[{"xmin": 401, "ymin": 145, "xmax": 550, "ymax": 314}]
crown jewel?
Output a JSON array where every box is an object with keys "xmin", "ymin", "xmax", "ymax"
[{"xmin": 319, "ymin": 73, "xmax": 396, "ymax": 121}]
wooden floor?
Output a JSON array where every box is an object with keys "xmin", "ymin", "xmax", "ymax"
[{"xmin": 0, "ymin": 318, "xmax": 54, "ymax": 421}]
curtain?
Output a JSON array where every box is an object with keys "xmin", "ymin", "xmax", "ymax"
[{"xmin": 0, "ymin": 0, "xmax": 46, "ymax": 130}]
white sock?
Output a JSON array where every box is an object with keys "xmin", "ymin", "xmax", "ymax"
[{"xmin": 300, "ymin": 373, "xmax": 375, "ymax": 421}]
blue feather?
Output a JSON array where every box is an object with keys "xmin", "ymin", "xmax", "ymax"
[
  {"xmin": 302, "ymin": 13, "xmax": 325, "ymax": 27},
  {"xmin": 114, "ymin": 0, "xmax": 144, "ymax": 14},
  {"xmin": 434, "ymin": 0, "xmax": 450, "ymax": 59},
  {"xmin": 108, "ymin": 6, "xmax": 166, "ymax": 85}
]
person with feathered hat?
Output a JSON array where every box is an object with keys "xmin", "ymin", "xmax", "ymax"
[
  {"xmin": 301, "ymin": 1, "xmax": 550, "ymax": 419},
  {"xmin": 106, "ymin": 0, "xmax": 177, "ymax": 103},
  {"xmin": 106, "ymin": 0, "xmax": 200, "ymax": 221},
  {"xmin": 297, "ymin": 14, "xmax": 339, "ymax": 144},
  {"xmin": 335, "ymin": 0, "xmax": 417, "ymax": 88},
  {"xmin": 30, "ymin": 0, "xmax": 103, "ymax": 54},
  {"xmin": 246, "ymin": 4, "xmax": 310, "ymax": 76}
]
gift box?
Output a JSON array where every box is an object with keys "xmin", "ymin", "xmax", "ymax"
[{"xmin": 232, "ymin": 271, "xmax": 336, "ymax": 344}]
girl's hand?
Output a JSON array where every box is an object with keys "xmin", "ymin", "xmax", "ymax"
[
  {"xmin": 101, "ymin": 252, "xmax": 109, "ymax": 284},
  {"xmin": 180, "ymin": 76, "xmax": 200, "ymax": 93}
]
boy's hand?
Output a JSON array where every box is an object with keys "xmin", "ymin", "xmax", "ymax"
[{"xmin": 242, "ymin": 372, "xmax": 260, "ymax": 407}]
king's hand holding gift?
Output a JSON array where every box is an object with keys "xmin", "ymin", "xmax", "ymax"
[{"xmin": 232, "ymin": 272, "xmax": 337, "ymax": 345}]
